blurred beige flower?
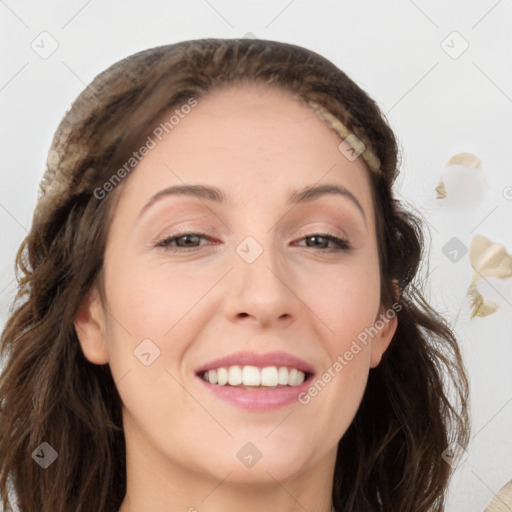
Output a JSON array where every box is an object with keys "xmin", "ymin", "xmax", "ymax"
[
  {"xmin": 485, "ymin": 478, "xmax": 512, "ymax": 511},
  {"xmin": 436, "ymin": 153, "xmax": 488, "ymax": 207},
  {"xmin": 467, "ymin": 235, "xmax": 512, "ymax": 318}
]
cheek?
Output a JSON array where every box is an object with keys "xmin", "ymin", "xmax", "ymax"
[
  {"xmin": 105, "ymin": 258, "xmax": 216, "ymax": 335},
  {"xmin": 296, "ymin": 266, "xmax": 378, "ymax": 436},
  {"xmin": 102, "ymin": 258, "xmax": 225, "ymax": 382},
  {"xmin": 100, "ymin": 262, "xmax": 203, "ymax": 425},
  {"xmin": 303, "ymin": 258, "xmax": 381, "ymax": 346}
]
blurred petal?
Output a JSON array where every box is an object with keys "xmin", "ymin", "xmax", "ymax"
[
  {"xmin": 446, "ymin": 152, "xmax": 482, "ymax": 169},
  {"xmin": 467, "ymin": 236, "xmax": 512, "ymax": 318},
  {"xmin": 467, "ymin": 284, "xmax": 499, "ymax": 318},
  {"xmin": 436, "ymin": 153, "xmax": 487, "ymax": 207},
  {"xmin": 485, "ymin": 479, "xmax": 512, "ymax": 511},
  {"xmin": 470, "ymin": 235, "xmax": 512, "ymax": 282},
  {"xmin": 435, "ymin": 179, "xmax": 447, "ymax": 199}
]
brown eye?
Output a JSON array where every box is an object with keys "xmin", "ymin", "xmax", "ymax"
[
  {"xmin": 157, "ymin": 232, "xmax": 211, "ymax": 251},
  {"xmin": 295, "ymin": 233, "xmax": 350, "ymax": 251}
]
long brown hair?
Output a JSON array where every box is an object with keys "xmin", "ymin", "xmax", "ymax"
[{"xmin": 0, "ymin": 38, "xmax": 470, "ymax": 512}]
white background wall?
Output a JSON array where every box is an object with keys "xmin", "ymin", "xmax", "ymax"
[{"xmin": 1, "ymin": 1, "xmax": 511, "ymax": 511}]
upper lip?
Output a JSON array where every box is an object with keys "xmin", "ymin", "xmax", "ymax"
[{"xmin": 195, "ymin": 350, "xmax": 316, "ymax": 376}]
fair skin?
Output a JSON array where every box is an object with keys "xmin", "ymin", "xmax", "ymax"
[{"xmin": 75, "ymin": 83, "xmax": 397, "ymax": 512}]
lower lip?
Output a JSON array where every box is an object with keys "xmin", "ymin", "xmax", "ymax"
[{"xmin": 196, "ymin": 374, "xmax": 313, "ymax": 411}]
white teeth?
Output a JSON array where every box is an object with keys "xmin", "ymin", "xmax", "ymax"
[
  {"xmin": 242, "ymin": 365, "xmax": 261, "ymax": 386},
  {"xmin": 261, "ymin": 366, "xmax": 279, "ymax": 386},
  {"xmin": 201, "ymin": 365, "xmax": 307, "ymax": 388},
  {"xmin": 217, "ymin": 367, "xmax": 228, "ymax": 386},
  {"xmin": 228, "ymin": 366, "xmax": 243, "ymax": 386}
]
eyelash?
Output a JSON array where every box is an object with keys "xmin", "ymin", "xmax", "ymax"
[{"xmin": 156, "ymin": 230, "xmax": 351, "ymax": 253}]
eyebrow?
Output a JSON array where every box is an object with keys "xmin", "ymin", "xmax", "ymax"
[{"xmin": 138, "ymin": 183, "xmax": 367, "ymax": 224}]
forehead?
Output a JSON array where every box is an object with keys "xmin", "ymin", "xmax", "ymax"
[{"xmin": 110, "ymin": 81, "xmax": 375, "ymax": 223}]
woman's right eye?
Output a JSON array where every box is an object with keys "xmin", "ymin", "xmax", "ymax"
[{"xmin": 156, "ymin": 232, "xmax": 212, "ymax": 252}]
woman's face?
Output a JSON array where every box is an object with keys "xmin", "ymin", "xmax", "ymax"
[{"xmin": 76, "ymin": 83, "xmax": 396, "ymax": 494}]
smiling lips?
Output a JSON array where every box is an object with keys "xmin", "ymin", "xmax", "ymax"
[
  {"xmin": 195, "ymin": 350, "xmax": 315, "ymax": 410},
  {"xmin": 195, "ymin": 350, "xmax": 315, "ymax": 384}
]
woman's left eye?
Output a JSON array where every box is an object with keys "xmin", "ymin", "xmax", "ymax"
[
  {"xmin": 293, "ymin": 233, "xmax": 350, "ymax": 251},
  {"xmin": 156, "ymin": 232, "xmax": 350, "ymax": 252}
]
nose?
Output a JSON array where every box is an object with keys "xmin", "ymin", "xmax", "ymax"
[{"xmin": 222, "ymin": 239, "xmax": 299, "ymax": 330}]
